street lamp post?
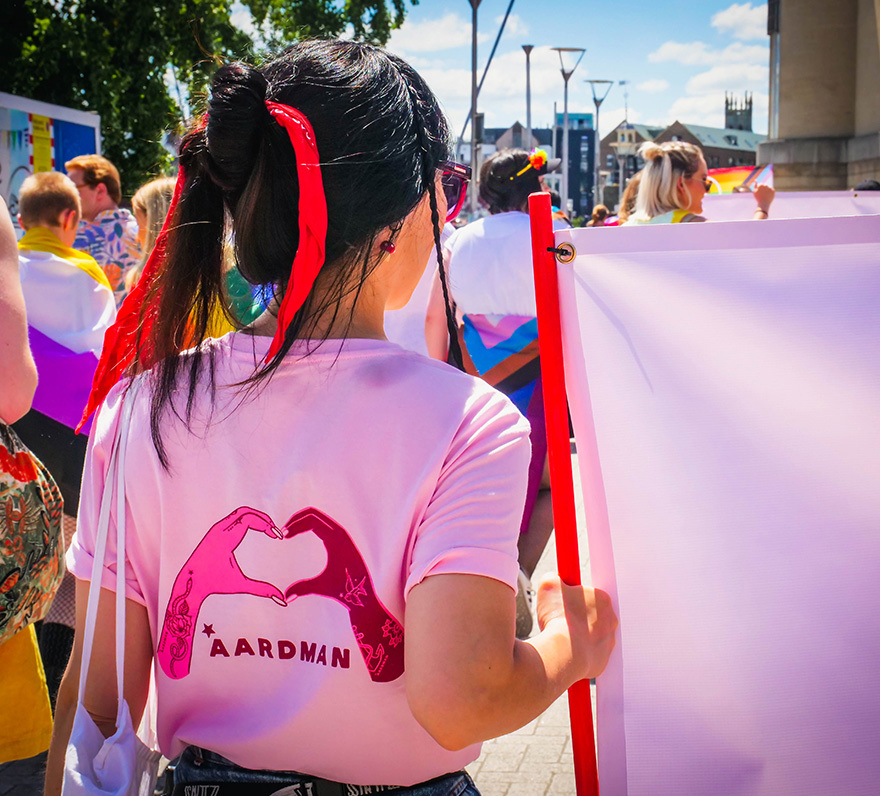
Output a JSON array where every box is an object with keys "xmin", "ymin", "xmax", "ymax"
[
  {"xmin": 469, "ymin": 0, "xmax": 482, "ymax": 216},
  {"xmin": 586, "ymin": 79, "xmax": 613, "ymax": 207},
  {"xmin": 522, "ymin": 45, "xmax": 534, "ymax": 150},
  {"xmin": 552, "ymin": 47, "xmax": 585, "ymax": 216}
]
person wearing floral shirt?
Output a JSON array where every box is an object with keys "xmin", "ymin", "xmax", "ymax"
[{"xmin": 65, "ymin": 154, "xmax": 141, "ymax": 307}]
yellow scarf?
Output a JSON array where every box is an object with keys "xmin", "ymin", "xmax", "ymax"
[
  {"xmin": 670, "ymin": 209, "xmax": 693, "ymax": 223},
  {"xmin": 18, "ymin": 227, "xmax": 111, "ymax": 290}
]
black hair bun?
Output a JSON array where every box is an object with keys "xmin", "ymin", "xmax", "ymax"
[
  {"xmin": 206, "ymin": 63, "xmax": 270, "ymax": 192},
  {"xmin": 479, "ymin": 149, "xmax": 541, "ymax": 214}
]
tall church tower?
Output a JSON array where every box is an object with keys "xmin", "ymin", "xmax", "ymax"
[{"xmin": 725, "ymin": 92, "xmax": 753, "ymax": 131}]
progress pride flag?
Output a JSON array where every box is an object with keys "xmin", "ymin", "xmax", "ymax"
[{"xmin": 554, "ymin": 216, "xmax": 880, "ymax": 795}]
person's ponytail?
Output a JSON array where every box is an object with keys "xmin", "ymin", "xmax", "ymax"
[
  {"xmin": 146, "ymin": 62, "xmax": 310, "ymax": 462},
  {"xmin": 146, "ymin": 127, "xmax": 227, "ymax": 464},
  {"xmin": 135, "ymin": 41, "xmax": 451, "ymax": 465},
  {"xmin": 632, "ymin": 140, "xmax": 702, "ymax": 221}
]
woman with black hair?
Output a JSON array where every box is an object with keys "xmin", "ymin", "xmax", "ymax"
[
  {"xmin": 45, "ymin": 42, "xmax": 616, "ymax": 796},
  {"xmin": 433, "ymin": 148, "xmax": 568, "ymax": 640}
]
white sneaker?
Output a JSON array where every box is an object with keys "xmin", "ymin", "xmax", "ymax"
[{"xmin": 515, "ymin": 568, "xmax": 535, "ymax": 639}]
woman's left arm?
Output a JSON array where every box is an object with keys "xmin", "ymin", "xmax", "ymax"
[
  {"xmin": 0, "ymin": 197, "xmax": 37, "ymax": 423},
  {"xmin": 44, "ymin": 578, "xmax": 154, "ymax": 796}
]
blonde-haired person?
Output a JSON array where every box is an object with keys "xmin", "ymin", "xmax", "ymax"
[
  {"xmin": 126, "ymin": 176, "xmax": 176, "ymax": 293},
  {"xmin": 625, "ymin": 141, "xmax": 773, "ymax": 225},
  {"xmin": 127, "ymin": 177, "xmax": 263, "ymax": 330}
]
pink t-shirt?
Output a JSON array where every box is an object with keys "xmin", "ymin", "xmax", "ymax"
[{"xmin": 68, "ymin": 333, "xmax": 530, "ymax": 786}]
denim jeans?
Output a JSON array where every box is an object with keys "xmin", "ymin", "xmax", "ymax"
[{"xmin": 172, "ymin": 746, "xmax": 481, "ymax": 796}]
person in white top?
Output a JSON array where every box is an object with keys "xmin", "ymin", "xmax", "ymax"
[
  {"xmin": 14, "ymin": 171, "xmax": 118, "ymax": 716},
  {"xmin": 16, "ymin": 172, "xmax": 116, "ymax": 356},
  {"xmin": 384, "ymin": 223, "xmax": 455, "ymax": 356},
  {"xmin": 430, "ymin": 149, "xmax": 567, "ymax": 639},
  {"xmin": 45, "ymin": 41, "xmax": 617, "ymax": 796}
]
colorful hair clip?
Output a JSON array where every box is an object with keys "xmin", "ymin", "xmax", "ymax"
[{"xmin": 511, "ymin": 148, "xmax": 549, "ymax": 179}]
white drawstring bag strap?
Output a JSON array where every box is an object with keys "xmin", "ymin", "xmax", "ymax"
[
  {"xmin": 63, "ymin": 378, "xmax": 161, "ymax": 796},
  {"xmin": 113, "ymin": 386, "xmax": 132, "ymax": 728},
  {"xmin": 74, "ymin": 405, "xmax": 123, "ymax": 708}
]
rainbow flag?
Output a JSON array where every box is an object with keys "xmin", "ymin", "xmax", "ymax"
[
  {"xmin": 708, "ymin": 164, "xmax": 773, "ymax": 194},
  {"xmin": 458, "ymin": 314, "xmax": 546, "ymax": 535}
]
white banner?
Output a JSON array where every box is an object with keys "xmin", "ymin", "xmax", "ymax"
[
  {"xmin": 703, "ymin": 190, "xmax": 880, "ymax": 221},
  {"xmin": 555, "ymin": 216, "xmax": 880, "ymax": 795}
]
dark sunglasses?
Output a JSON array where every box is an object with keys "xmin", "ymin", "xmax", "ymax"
[
  {"xmin": 439, "ymin": 161, "xmax": 471, "ymax": 222},
  {"xmin": 702, "ymin": 178, "xmax": 713, "ymax": 192}
]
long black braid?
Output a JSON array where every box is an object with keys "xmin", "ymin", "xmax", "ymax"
[{"xmin": 425, "ymin": 181, "xmax": 464, "ymax": 370}]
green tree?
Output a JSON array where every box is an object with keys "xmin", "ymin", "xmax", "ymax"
[{"xmin": 1, "ymin": 0, "xmax": 415, "ymax": 195}]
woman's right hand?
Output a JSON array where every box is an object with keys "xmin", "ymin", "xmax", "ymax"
[
  {"xmin": 753, "ymin": 184, "xmax": 775, "ymax": 216},
  {"xmin": 535, "ymin": 573, "xmax": 618, "ymax": 682}
]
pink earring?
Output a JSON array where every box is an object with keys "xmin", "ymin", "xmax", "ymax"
[{"xmin": 379, "ymin": 240, "xmax": 396, "ymax": 254}]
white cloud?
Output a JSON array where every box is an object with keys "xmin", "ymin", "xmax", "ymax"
[
  {"xmin": 414, "ymin": 45, "xmax": 598, "ymax": 144},
  {"xmin": 386, "ymin": 12, "xmax": 490, "ymax": 54},
  {"xmin": 650, "ymin": 8, "xmax": 770, "ymax": 135},
  {"xmin": 712, "ymin": 2, "xmax": 767, "ymax": 41},
  {"xmin": 686, "ymin": 63, "xmax": 766, "ymax": 94},
  {"xmin": 666, "ymin": 94, "xmax": 724, "ymax": 126},
  {"xmin": 666, "ymin": 91, "xmax": 769, "ymax": 129},
  {"xmin": 230, "ymin": 1, "xmax": 260, "ymax": 41},
  {"xmin": 664, "ymin": 63, "xmax": 768, "ymax": 129},
  {"xmin": 496, "ymin": 13, "xmax": 528, "ymax": 38},
  {"xmin": 636, "ymin": 79, "xmax": 670, "ymax": 93},
  {"xmin": 597, "ymin": 106, "xmax": 643, "ymax": 129},
  {"xmin": 648, "ymin": 40, "xmax": 767, "ymax": 66}
]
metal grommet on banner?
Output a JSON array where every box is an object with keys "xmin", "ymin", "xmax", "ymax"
[{"xmin": 547, "ymin": 243, "xmax": 576, "ymax": 263}]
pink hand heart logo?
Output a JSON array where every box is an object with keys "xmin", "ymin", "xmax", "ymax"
[{"xmin": 157, "ymin": 507, "xmax": 404, "ymax": 682}]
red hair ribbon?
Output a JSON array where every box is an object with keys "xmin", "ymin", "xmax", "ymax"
[
  {"xmin": 77, "ymin": 103, "xmax": 327, "ymax": 430},
  {"xmin": 76, "ymin": 162, "xmax": 188, "ymax": 431},
  {"xmin": 264, "ymin": 101, "xmax": 327, "ymax": 362}
]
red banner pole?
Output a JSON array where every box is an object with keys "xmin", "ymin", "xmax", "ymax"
[{"xmin": 529, "ymin": 191, "xmax": 599, "ymax": 796}]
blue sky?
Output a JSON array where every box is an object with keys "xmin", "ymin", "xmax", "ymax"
[{"xmin": 379, "ymin": 0, "xmax": 770, "ymax": 140}]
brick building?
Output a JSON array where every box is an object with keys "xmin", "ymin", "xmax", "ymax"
[{"xmin": 598, "ymin": 95, "xmax": 767, "ymax": 208}]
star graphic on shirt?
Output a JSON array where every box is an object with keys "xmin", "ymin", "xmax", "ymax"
[{"xmin": 202, "ymin": 624, "xmax": 216, "ymax": 638}]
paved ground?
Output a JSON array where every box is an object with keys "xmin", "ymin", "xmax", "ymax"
[{"xmin": 467, "ymin": 449, "xmax": 594, "ymax": 796}]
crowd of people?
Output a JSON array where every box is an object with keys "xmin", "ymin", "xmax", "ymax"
[
  {"xmin": 0, "ymin": 40, "xmax": 621, "ymax": 796},
  {"xmin": 1, "ymin": 36, "xmax": 793, "ymax": 796}
]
